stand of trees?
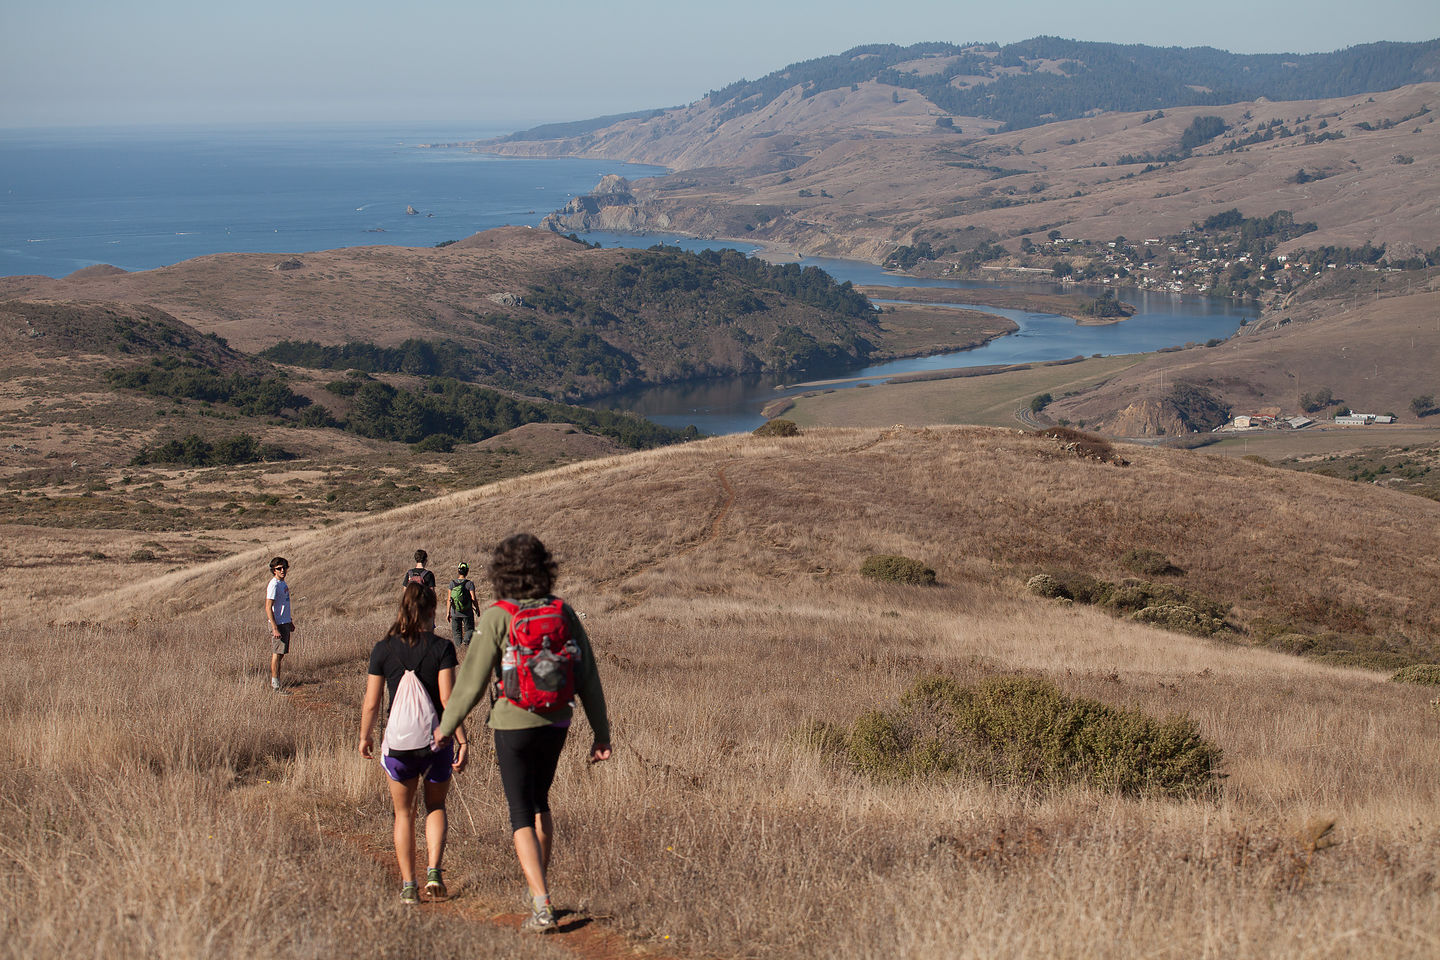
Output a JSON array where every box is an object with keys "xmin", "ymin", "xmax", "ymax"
[{"xmin": 331, "ymin": 377, "xmax": 691, "ymax": 451}]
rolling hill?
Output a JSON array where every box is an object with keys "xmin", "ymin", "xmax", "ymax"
[
  {"xmin": 9, "ymin": 425, "xmax": 1438, "ymax": 957},
  {"xmin": 467, "ymin": 43, "xmax": 1440, "ymax": 264},
  {"xmin": 0, "ymin": 227, "xmax": 885, "ymax": 402}
]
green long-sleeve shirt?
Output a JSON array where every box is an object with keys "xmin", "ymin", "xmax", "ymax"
[{"xmin": 438, "ymin": 598, "xmax": 611, "ymax": 744}]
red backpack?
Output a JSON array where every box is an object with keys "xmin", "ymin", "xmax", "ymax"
[{"xmin": 493, "ymin": 598, "xmax": 581, "ymax": 711}]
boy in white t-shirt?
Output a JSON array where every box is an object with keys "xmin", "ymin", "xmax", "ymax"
[{"xmin": 265, "ymin": 556, "xmax": 294, "ymax": 692}]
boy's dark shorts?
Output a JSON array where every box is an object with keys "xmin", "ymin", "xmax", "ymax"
[{"xmin": 272, "ymin": 621, "xmax": 293, "ymax": 655}]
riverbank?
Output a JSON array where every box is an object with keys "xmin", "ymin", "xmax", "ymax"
[{"xmin": 860, "ymin": 284, "xmax": 1135, "ymax": 324}]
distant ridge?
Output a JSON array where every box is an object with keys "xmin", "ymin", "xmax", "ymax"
[
  {"xmin": 511, "ymin": 37, "xmax": 1440, "ymax": 138},
  {"xmin": 497, "ymin": 107, "xmax": 677, "ymax": 143}
]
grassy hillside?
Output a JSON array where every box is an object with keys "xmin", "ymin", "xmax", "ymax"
[
  {"xmin": 492, "ymin": 77, "xmax": 1440, "ymax": 266},
  {"xmin": 6, "ymin": 427, "xmax": 1437, "ymax": 957},
  {"xmin": 1053, "ymin": 269, "xmax": 1440, "ymax": 434},
  {"xmin": 0, "ymin": 228, "xmax": 887, "ymax": 402}
]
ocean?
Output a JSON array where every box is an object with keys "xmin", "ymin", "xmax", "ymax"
[
  {"xmin": 0, "ymin": 124, "xmax": 672, "ymax": 279},
  {"xmin": 1, "ymin": 123, "xmax": 1252, "ymax": 433}
]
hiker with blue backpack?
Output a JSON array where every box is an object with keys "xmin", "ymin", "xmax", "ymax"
[
  {"xmin": 359, "ymin": 582, "xmax": 467, "ymax": 904},
  {"xmin": 434, "ymin": 533, "xmax": 611, "ymax": 933}
]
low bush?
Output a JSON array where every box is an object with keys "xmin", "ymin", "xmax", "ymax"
[
  {"xmin": 1028, "ymin": 570, "xmax": 1230, "ymax": 636},
  {"xmin": 823, "ymin": 674, "xmax": 1222, "ymax": 797},
  {"xmin": 1120, "ymin": 548, "xmax": 1180, "ymax": 577},
  {"xmin": 1027, "ymin": 569, "xmax": 1111, "ymax": 604},
  {"xmin": 861, "ymin": 554, "xmax": 937, "ymax": 586},
  {"xmin": 753, "ymin": 418, "xmax": 800, "ymax": 438},
  {"xmin": 1131, "ymin": 603, "xmax": 1228, "ymax": 637},
  {"xmin": 1391, "ymin": 664, "xmax": 1440, "ymax": 685}
]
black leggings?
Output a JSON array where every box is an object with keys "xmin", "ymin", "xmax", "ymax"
[{"xmin": 494, "ymin": 725, "xmax": 569, "ymax": 832}]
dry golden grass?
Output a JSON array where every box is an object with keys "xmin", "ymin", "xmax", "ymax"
[
  {"xmin": 5, "ymin": 427, "xmax": 1439, "ymax": 958},
  {"xmin": 787, "ymin": 354, "xmax": 1142, "ymax": 428}
]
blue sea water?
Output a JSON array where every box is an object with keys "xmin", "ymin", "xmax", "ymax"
[
  {"xmin": 0, "ymin": 124, "xmax": 669, "ymax": 278},
  {"xmin": 0, "ymin": 124, "xmax": 1254, "ymax": 433}
]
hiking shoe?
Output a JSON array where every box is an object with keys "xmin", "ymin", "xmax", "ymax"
[
  {"xmin": 424, "ymin": 868, "xmax": 447, "ymax": 900},
  {"xmin": 400, "ymin": 882, "xmax": 419, "ymax": 905},
  {"xmin": 520, "ymin": 902, "xmax": 556, "ymax": 933}
]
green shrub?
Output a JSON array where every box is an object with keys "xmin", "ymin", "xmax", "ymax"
[
  {"xmin": 1026, "ymin": 573, "xmax": 1065, "ymax": 599},
  {"xmin": 1029, "ymin": 570, "xmax": 1229, "ymax": 635},
  {"xmin": 129, "ymin": 549, "xmax": 157, "ymax": 561},
  {"xmin": 1267, "ymin": 633, "xmax": 1317, "ymax": 655},
  {"xmin": 1119, "ymin": 548, "xmax": 1180, "ymax": 576},
  {"xmin": 861, "ymin": 555, "xmax": 937, "ymax": 586},
  {"xmin": 1032, "ymin": 569, "xmax": 1112, "ymax": 604},
  {"xmin": 753, "ymin": 418, "xmax": 800, "ymax": 437},
  {"xmin": 412, "ymin": 434, "xmax": 456, "ymax": 453},
  {"xmin": 833, "ymin": 674, "xmax": 1221, "ymax": 797},
  {"xmin": 1391, "ymin": 664, "xmax": 1440, "ymax": 685},
  {"xmin": 1130, "ymin": 603, "xmax": 1228, "ymax": 637}
]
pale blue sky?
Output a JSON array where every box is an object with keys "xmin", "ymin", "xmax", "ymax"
[{"xmin": 3, "ymin": 0, "xmax": 1437, "ymax": 130}]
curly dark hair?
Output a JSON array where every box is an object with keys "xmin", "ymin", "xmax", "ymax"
[{"xmin": 488, "ymin": 533, "xmax": 556, "ymax": 599}]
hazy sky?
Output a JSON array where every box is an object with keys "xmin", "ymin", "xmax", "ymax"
[{"xmin": 3, "ymin": 0, "xmax": 1438, "ymax": 131}]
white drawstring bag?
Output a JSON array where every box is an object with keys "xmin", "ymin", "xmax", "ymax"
[{"xmin": 382, "ymin": 668, "xmax": 439, "ymax": 753}]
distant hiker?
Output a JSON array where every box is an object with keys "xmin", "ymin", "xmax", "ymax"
[
  {"xmin": 359, "ymin": 583, "xmax": 466, "ymax": 904},
  {"xmin": 435, "ymin": 533, "xmax": 611, "ymax": 933},
  {"xmin": 264, "ymin": 556, "xmax": 293, "ymax": 693},
  {"xmin": 445, "ymin": 561, "xmax": 480, "ymax": 647},
  {"xmin": 403, "ymin": 549, "xmax": 437, "ymax": 598},
  {"xmin": 403, "ymin": 548, "xmax": 438, "ymax": 628}
]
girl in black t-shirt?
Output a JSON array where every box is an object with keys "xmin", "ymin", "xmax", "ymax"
[{"xmin": 359, "ymin": 583, "xmax": 468, "ymax": 903}]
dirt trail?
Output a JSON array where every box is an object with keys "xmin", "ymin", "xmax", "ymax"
[{"xmin": 275, "ymin": 660, "xmax": 687, "ymax": 960}]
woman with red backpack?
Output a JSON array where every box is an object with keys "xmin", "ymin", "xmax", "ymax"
[
  {"xmin": 435, "ymin": 533, "xmax": 611, "ymax": 933},
  {"xmin": 359, "ymin": 583, "xmax": 467, "ymax": 904}
]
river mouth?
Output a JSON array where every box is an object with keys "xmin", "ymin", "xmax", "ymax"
[{"xmin": 586, "ymin": 244, "xmax": 1258, "ymax": 435}]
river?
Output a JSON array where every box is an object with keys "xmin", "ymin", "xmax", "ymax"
[{"xmin": 580, "ymin": 238, "xmax": 1259, "ymax": 435}]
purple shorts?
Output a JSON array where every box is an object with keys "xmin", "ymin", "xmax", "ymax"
[{"xmin": 382, "ymin": 742, "xmax": 455, "ymax": 784}]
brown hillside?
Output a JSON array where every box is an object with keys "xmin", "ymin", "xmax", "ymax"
[
  {"xmin": 68, "ymin": 426, "xmax": 1440, "ymax": 652},
  {"xmin": 11, "ymin": 426, "xmax": 1440, "ymax": 957},
  {"xmin": 0, "ymin": 227, "xmax": 883, "ymax": 400},
  {"xmin": 1054, "ymin": 271, "xmax": 1440, "ymax": 433},
  {"xmin": 0, "ymin": 226, "xmax": 582, "ymax": 353},
  {"xmin": 492, "ymin": 82, "xmax": 1440, "ymax": 261}
]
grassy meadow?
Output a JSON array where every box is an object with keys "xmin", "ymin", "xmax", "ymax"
[
  {"xmin": 4, "ymin": 426, "xmax": 1439, "ymax": 959},
  {"xmin": 783, "ymin": 355, "xmax": 1141, "ymax": 429}
]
